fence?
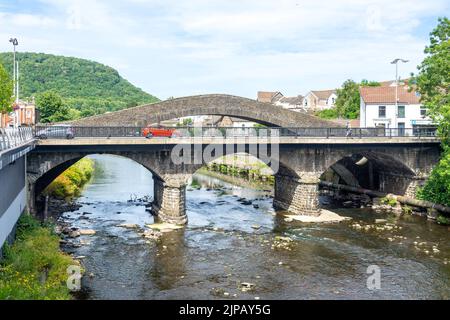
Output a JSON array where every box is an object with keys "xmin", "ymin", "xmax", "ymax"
[
  {"xmin": 0, "ymin": 127, "xmax": 34, "ymax": 152},
  {"xmin": 33, "ymin": 125, "xmax": 438, "ymax": 139}
]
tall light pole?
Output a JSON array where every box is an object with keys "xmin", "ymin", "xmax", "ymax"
[
  {"xmin": 9, "ymin": 38, "xmax": 19, "ymax": 103},
  {"xmin": 9, "ymin": 38, "xmax": 19, "ymax": 128},
  {"xmin": 390, "ymin": 58, "xmax": 408, "ymax": 129}
]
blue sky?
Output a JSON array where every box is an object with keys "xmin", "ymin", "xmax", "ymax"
[{"xmin": 0, "ymin": 0, "xmax": 448, "ymax": 100}]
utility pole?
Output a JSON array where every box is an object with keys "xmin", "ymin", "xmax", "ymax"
[{"xmin": 390, "ymin": 58, "xmax": 408, "ymax": 130}]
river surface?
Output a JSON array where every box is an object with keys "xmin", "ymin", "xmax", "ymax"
[{"xmin": 60, "ymin": 155, "xmax": 450, "ymax": 300}]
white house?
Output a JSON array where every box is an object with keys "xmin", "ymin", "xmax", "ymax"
[
  {"xmin": 303, "ymin": 90, "xmax": 337, "ymax": 111},
  {"xmin": 359, "ymin": 85, "xmax": 433, "ymax": 133}
]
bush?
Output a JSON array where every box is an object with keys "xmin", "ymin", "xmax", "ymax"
[
  {"xmin": 0, "ymin": 215, "xmax": 79, "ymax": 300},
  {"xmin": 417, "ymin": 147, "xmax": 450, "ymax": 207},
  {"xmin": 44, "ymin": 158, "xmax": 94, "ymax": 199}
]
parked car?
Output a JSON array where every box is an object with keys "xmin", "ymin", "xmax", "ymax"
[
  {"xmin": 36, "ymin": 125, "xmax": 74, "ymax": 139},
  {"xmin": 142, "ymin": 126, "xmax": 180, "ymax": 138}
]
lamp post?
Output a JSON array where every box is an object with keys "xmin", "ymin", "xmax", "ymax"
[
  {"xmin": 9, "ymin": 38, "xmax": 19, "ymax": 128},
  {"xmin": 390, "ymin": 58, "xmax": 408, "ymax": 130}
]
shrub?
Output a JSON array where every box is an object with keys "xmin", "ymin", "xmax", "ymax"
[{"xmin": 0, "ymin": 215, "xmax": 79, "ymax": 300}]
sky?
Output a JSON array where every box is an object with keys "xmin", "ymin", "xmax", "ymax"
[{"xmin": 0, "ymin": 0, "xmax": 448, "ymax": 100}]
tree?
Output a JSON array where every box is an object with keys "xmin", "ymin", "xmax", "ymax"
[
  {"xmin": 36, "ymin": 90, "xmax": 70, "ymax": 123},
  {"xmin": 412, "ymin": 17, "xmax": 450, "ymax": 144},
  {"xmin": 0, "ymin": 62, "xmax": 13, "ymax": 114},
  {"xmin": 413, "ymin": 17, "xmax": 450, "ymax": 206},
  {"xmin": 335, "ymin": 79, "xmax": 360, "ymax": 119}
]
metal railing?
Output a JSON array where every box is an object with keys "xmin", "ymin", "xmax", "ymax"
[
  {"xmin": 0, "ymin": 127, "xmax": 34, "ymax": 152},
  {"xmin": 33, "ymin": 125, "xmax": 438, "ymax": 139}
]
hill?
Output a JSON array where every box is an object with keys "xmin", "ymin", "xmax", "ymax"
[{"xmin": 0, "ymin": 52, "xmax": 159, "ymax": 117}]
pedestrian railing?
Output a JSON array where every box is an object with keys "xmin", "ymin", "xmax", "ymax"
[
  {"xmin": 0, "ymin": 127, "xmax": 34, "ymax": 152},
  {"xmin": 33, "ymin": 125, "xmax": 439, "ymax": 139}
]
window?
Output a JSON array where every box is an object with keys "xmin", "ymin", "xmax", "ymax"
[
  {"xmin": 398, "ymin": 105, "xmax": 405, "ymax": 118},
  {"xmin": 378, "ymin": 106, "xmax": 386, "ymax": 118},
  {"xmin": 420, "ymin": 106, "xmax": 427, "ymax": 117}
]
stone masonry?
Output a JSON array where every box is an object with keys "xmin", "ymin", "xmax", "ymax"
[{"xmin": 28, "ymin": 139, "xmax": 441, "ymax": 225}]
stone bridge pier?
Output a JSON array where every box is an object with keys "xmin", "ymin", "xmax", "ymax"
[{"xmin": 152, "ymin": 174, "xmax": 189, "ymax": 224}]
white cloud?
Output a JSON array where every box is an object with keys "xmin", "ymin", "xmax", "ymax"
[{"xmin": 0, "ymin": 0, "xmax": 447, "ymax": 99}]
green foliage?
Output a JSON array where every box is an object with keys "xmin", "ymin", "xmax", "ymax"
[
  {"xmin": 0, "ymin": 215, "xmax": 79, "ymax": 300},
  {"xmin": 45, "ymin": 158, "xmax": 94, "ymax": 199},
  {"xmin": 360, "ymin": 79, "xmax": 381, "ymax": 87},
  {"xmin": 316, "ymin": 108, "xmax": 339, "ymax": 119},
  {"xmin": 414, "ymin": 18, "xmax": 450, "ymax": 207},
  {"xmin": 412, "ymin": 17, "xmax": 450, "ymax": 145},
  {"xmin": 335, "ymin": 79, "xmax": 360, "ymax": 119},
  {"xmin": 0, "ymin": 62, "xmax": 13, "ymax": 114},
  {"xmin": 35, "ymin": 90, "xmax": 70, "ymax": 123},
  {"xmin": 417, "ymin": 147, "xmax": 450, "ymax": 206},
  {"xmin": 178, "ymin": 118, "xmax": 193, "ymax": 126},
  {"xmin": 381, "ymin": 197, "xmax": 398, "ymax": 207},
  {"xmin": 0, "ymin": 52, "xmax": 159, "ymax": 118},
  {"xmin": 436, "ymin": 214, "xmax": 450, "ymax": 225}
]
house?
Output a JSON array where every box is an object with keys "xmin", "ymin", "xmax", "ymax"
[
  {"xmin": 303, "ymin": 90, "xmax": 337, "ymax": 111},
  {"xmin": 274, "ymin": 95, "xmax": 305, "ymax": 112},
  {"xmin": 359, "ymin": 85, "xmax": 433, "ymax": 133},
  {"xmin": 1, "ymin": 99, "xmax": 37, "ymax": 128},
  {"xmin": 257, "ymin": 91, "xmax": 284, "ymax": 103}
]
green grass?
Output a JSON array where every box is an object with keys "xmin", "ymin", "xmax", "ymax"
[{"xmin": 0, "ymin": 215, "xmax": 80, "ymax": 300}]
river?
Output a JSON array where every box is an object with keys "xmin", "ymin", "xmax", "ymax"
[{"xmin": 59, "ymin": 154, "xmax": 450, "ymax": 300}]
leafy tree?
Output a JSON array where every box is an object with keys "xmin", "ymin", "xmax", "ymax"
[
  {"xmin": 412, "ymin": 17, "xmax": 450, "ymax": 144},
  {"xmin": 36, "ymin": 90, "xmax": 70, "ymax": 123},
  {"xmin": 413, "ymin": 17, "xmax": 450, "ymax": 206},
  {"xmin": 316, "ymin": 108, "xmax": 338, "ymax": 119},
  {"xmin": 0, "ymin": 62, "xmax": 13, "ymax": 114},
  {"xmin": 335, "ymin": 79, "xmax": 360, "ymax": 119}
]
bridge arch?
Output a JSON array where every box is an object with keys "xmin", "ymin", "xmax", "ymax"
[
  {"xmin": 319, "ymin": 151, "xmax": 418, "ymax": 196},
  {"xmin": 69, "ymin": 94, "xmax": 339, "ymax": 128}
]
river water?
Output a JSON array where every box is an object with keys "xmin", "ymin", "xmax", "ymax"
[{"xmin": 60, "ymin": 155, "xmax": 450, "ymax": 300}]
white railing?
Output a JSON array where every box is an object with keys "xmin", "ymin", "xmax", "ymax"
[{"xmin": 0, "ymin": 127, "xmax": 34, "ymax": 152}]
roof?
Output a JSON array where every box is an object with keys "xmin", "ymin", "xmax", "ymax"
[
  {"xmin": 360, "ymin": 85, "xmax": 421, "ymax": 104},
  {"xmin": 279, "ymin": 95, "xmax": 304, "ymax": 105},
  {"xmin": 257, "ymin": 91, "xmax": 283, "ymax": 103},
  {"xmin": 310, "ymin": 90, "xmax": 336, "ymax": 100}
]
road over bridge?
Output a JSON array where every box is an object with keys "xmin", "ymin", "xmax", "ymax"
[{"xmin": 28, "ymin": 127, "xmax": 441, "ymax": 225}]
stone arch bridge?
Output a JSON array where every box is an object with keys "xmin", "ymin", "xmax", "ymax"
[
  {"xmin": 28, "ymin": 138, "xmax": 440, "ymax": 224},
  {"xmin": 69, "ymin": 94, "xmax": 339, "ymax": 127}
]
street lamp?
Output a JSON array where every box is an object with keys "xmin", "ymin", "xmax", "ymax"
[
  {"xmin": 390, "ymin": 58, "xmax": 408, "ymax": 130},
  {"xmin": 9, "ymin": 38, "xmax": 19, "ymax": 103},
  {"xmin": 9, "ymin": 38, "xmax": 19, "ymax": 128}
]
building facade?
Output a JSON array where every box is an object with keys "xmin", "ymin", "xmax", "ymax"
[
  {"xmin": 0, "ymin": 100, "xmax": 37, "ymax": 128},
  {"xmin": 303, "ymin": 90, "xmax": 337, "ymax": 111},
  {"xmin": 359, "ymin": 85, "xmax": 433, "ymax": 133}
]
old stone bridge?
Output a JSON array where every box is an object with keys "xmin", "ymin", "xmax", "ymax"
[
  {"xmin": 68, "ymin": 94, "xmax": 338, "ymax": 127},
  {"xmin": 28, "ymin": 136, "xmax": 440, "ymax": 224}
]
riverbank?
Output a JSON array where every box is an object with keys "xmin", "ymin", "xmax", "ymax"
[
  {"xmin": 206, "ymin": 154, "xmax": 275, "ymax": 185},
  {"xmin": 0, "ymin": 214, "xmax": 80, "ymax": 300},
  {"xmin": 44, "ymin": 158, "xmax": 95, "ymax": 199}
]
